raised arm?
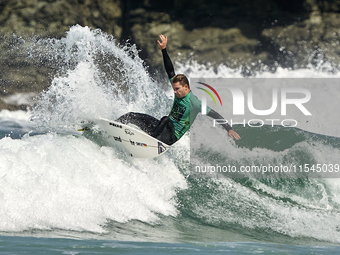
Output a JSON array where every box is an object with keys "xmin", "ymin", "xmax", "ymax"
[{"xmin": 158, "ymin": 34, "xmax": 175, "ymax": 80}]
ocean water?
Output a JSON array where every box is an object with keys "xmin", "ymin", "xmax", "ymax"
[{"xmin": 1, "ymin": 25, "xmax": 340, "ymax": 254}]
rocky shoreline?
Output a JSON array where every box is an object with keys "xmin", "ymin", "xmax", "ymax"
[{"xmin": 1, "ymin": 0, "xmax": 340, "ymax": 110}]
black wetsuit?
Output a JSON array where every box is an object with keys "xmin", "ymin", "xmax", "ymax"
[
  {"xmin": 117, "ymin": 48, "xmax": 178, "ymax": 145},
  {"xmin": 116, "ymin": 112, "xmax": 177, "ymax": 145}
]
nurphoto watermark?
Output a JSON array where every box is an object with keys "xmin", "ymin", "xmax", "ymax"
[{"xmin": 190, "ymin": 78, "xmax": 340, "ymax": 178}]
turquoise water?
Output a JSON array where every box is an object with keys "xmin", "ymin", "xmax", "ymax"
[
  {"xmin": 1, "ymin": 235, "xmax": 340, "ymax": 254},
  {"xmin": 1, "ymin": 25, "xmax": 340, "ymax": 253}
]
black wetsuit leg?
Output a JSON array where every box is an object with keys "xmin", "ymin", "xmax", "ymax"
[
  {"xmin": 150, "ymin": 116, "xmax": 178, "ymax": 145},
  {"xmin": 117, "ymin": 113, "xmax": 178, "ymax": 145},
  {"xmin": 116, "ymin": 112, "xmax": 159, "ymax": 134}
]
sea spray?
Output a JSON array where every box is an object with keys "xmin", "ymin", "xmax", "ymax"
[{"xmin": 30, "ymin": 25, "xmax": 171, "ymax": 132}]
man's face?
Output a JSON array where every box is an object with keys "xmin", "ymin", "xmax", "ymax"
[{"xmin": 172, "ymin": 82, "xmax": 190, "ymax": 99}]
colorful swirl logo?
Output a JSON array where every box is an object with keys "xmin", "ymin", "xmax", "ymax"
[{"xmin": 196, "ymin": 82, "xmax": 223, "ymax": 106}]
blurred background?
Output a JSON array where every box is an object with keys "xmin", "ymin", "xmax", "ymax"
[{"xmin": 1, "ymin": 0, "xmax": 340, "ymax": 110}]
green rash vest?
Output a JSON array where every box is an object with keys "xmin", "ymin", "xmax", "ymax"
[{"xmin": 168, "ymin": 90, "xmax": 211, "ymax": 140}]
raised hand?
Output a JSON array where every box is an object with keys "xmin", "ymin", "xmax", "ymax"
[{"xmin": 157, "ymin": 34, "xmax": 168, "ymax": 50}]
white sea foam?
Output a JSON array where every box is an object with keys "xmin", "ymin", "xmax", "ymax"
[
  {"xmin": 0, "ymin": 133, "xmax": 187, "ymax": 232},
  {"xmin": 2, "ymin": 92, "xmax": 36, "ymax": 106}
]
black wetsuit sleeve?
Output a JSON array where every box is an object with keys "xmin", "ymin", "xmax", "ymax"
[
  {"xmin": 207, "ymin": 109, "xmax": 233, "ymax": 132},
  {"xmin": 162, "ymin": 48, "xmax": 175, "ymax": 80}
]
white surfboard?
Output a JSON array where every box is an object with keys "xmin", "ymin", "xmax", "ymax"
[{"xmin": 81, "ymin": 118, "xmax": 171, "ymax": 158}]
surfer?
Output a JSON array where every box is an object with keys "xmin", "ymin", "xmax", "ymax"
[{"xmin": 117, "ymin": 34, "xmax": 241, "ymax": 145}]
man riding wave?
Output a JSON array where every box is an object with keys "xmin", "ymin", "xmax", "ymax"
[{"xmin": 117, "ymin": 35, "xmax": 241, "ymax": 145}]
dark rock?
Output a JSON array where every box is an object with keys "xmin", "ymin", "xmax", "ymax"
[{"xmin": 1, "ymin": 0, "xmax": 340, "ymax": 111}]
